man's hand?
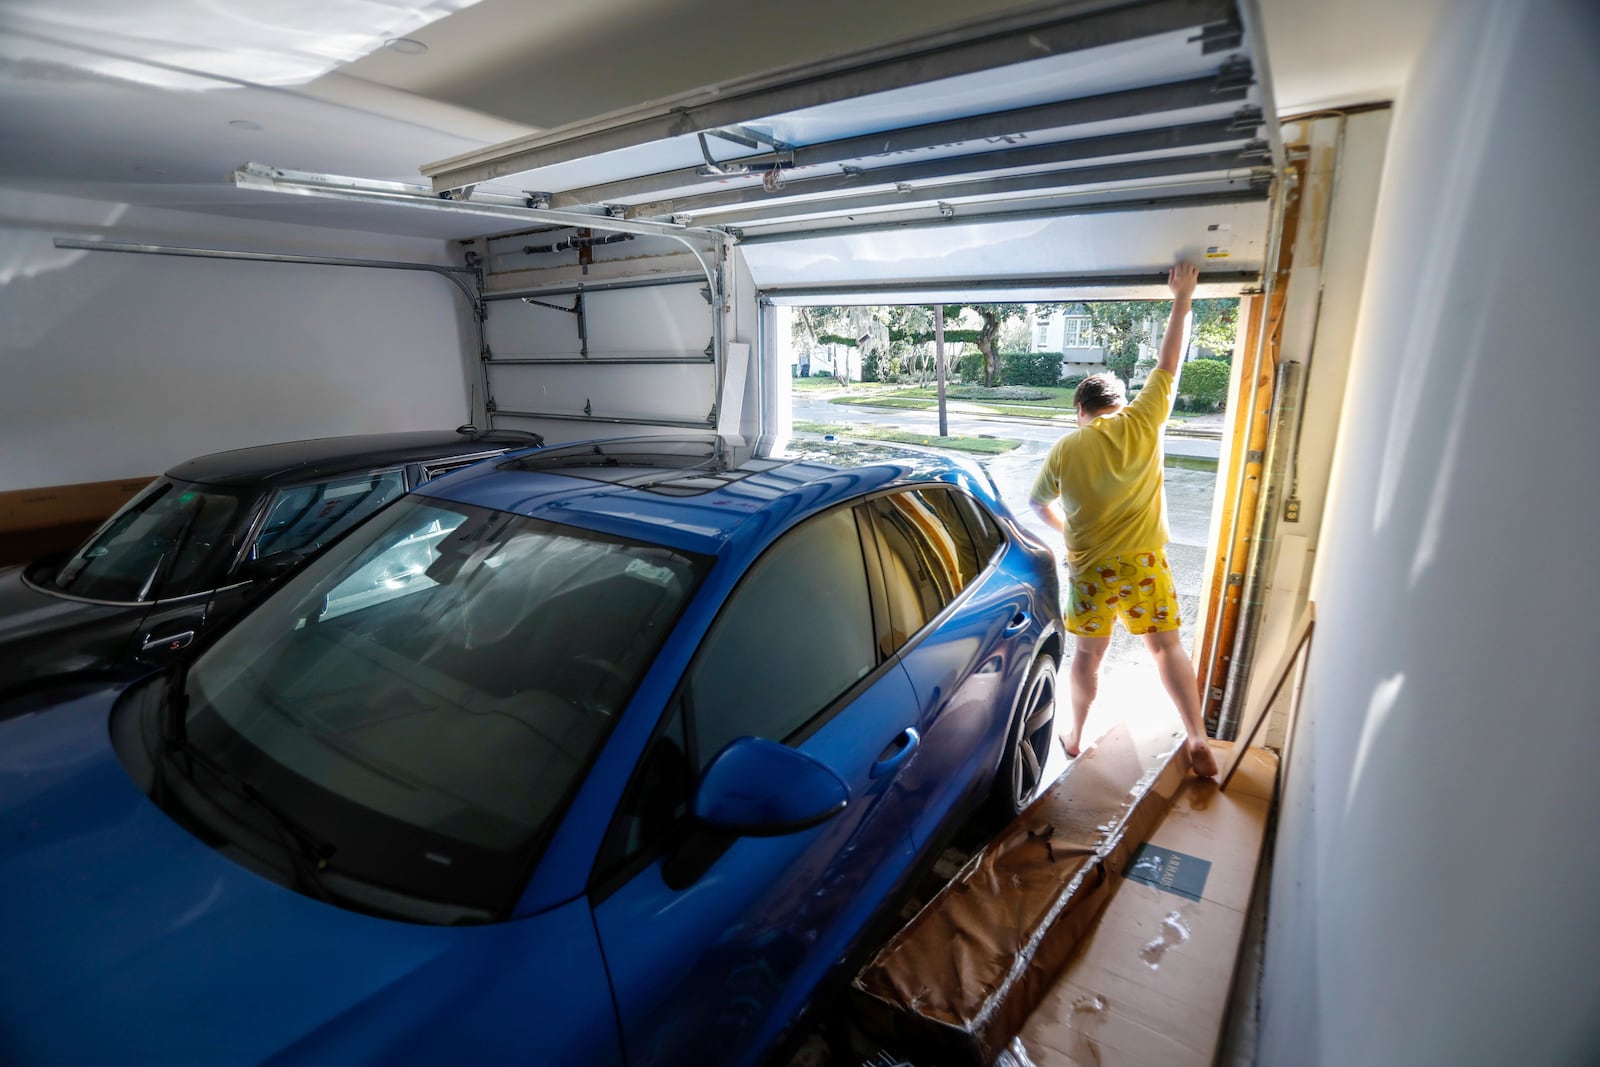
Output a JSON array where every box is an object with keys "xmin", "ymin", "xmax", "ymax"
[
  {"xmin": 1030, "ymin": 498, "xmax": 1066, "ymax": 537},
  {"xmin": 1168, "ymin": 261, "xmax": 1199, "ymax": 300},
  {"xmin": 1156, "ymin": 262, "xmax": 1199, "ymax": 376}
]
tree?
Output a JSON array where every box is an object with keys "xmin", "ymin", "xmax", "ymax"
[
  {"xmin": 1085, "ymin": 300, "xmax": 1168, "ymax": 388},
  {"xmin": 1177, "ymin": 358, "xmax": 1231, "ymax": 411},
  {"xmin": 1188, "ymin": 298, "xmax": 1239, "ymax": 361},
  {"xmin": 793, "ymin": 302, "xmax": 1067, "ymax": 387}
]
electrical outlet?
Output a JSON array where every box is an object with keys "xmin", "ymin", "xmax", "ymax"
[{"xmin": 1285, "ymin": 497, "xmax": 1301, "ymax": 522}]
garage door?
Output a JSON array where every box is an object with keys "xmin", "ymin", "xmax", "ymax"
[
  {"xmin": 235, "ymin": 0, "xmax": 1281, "ymax": 435},
  {"xmin": 420, "ymin": 0, "xmax": 1279, "ymax": 303}
]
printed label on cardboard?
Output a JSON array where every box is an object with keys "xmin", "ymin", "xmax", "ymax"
[{"xmin": 1124, "ymin": 843, "xmax": 1210, "ymax": 901}]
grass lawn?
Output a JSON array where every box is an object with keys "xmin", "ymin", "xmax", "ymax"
[
  {"xmin": 892, "ymin": 385, "xmax": 1081, "ymax": 407},
  {"xmin": 792, "ymin": 420, "xmax": 1019, "ymax": 455}
]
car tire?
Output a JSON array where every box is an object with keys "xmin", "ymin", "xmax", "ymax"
[{"xmin": 989, "ymin": 652, "xmax": 1058, "ymax": 819}]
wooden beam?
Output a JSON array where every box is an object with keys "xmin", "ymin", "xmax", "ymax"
[{"xmin": 1197, "ymin": 154, "xmax": 1307, "ymax": 732}]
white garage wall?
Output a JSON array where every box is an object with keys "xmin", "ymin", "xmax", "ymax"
[
  {"xmin": 1258, "ymin": 0, "xmax": 1600, "ymax": 1064},
  {"xmin": 0, "ymin": 186, "xmax": 474, "ymax": 490}
]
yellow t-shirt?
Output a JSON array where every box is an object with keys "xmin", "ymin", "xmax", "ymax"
[{"xmin": 1030, "ymin": 368, "xmax": 1173, "ymax": 575}]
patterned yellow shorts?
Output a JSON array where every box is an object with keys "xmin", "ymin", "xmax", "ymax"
[{"xmin": 1066, "ymin": 549, "xmax": 1181, "ymax": 637}]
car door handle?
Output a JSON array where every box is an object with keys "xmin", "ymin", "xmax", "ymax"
[
  {"xmin": 1004, "ymin": 610, "xmax": 1031, "ymax": 636},
  {"xmin": 142, "ymin": 631, "xmax": 195, "ymax": 653},
  {"xmin": 870, "ymin": 727, "xmax": 920, "ymax": 779}
]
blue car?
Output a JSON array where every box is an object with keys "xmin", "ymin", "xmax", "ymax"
[{"xmin": 0, "ymin": 434, "xmax": 1061, "ymax": 1067}]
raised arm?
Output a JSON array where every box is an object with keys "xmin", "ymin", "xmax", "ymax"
[{"xmin": 1157, "ymin": 262, "xmax": 1199, "ymax": 377}]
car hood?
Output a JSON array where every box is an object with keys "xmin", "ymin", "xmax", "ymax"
[
  {"xmin": 0, "ymin": 564, "xmax": 123, "ymax": 645},
  {"xmin": 0, "ymin": 690, "xmax": 618, "ymax": 1065}
]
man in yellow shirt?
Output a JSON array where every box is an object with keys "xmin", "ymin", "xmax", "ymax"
[{"xmin": 1029, "ymin": 263, "xmax": 1219, "ymax": 778}]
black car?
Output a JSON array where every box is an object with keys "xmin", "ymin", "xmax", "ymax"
[{"xmin": 0, "ymin": 428, "xmax": 541, "ymax": 709}]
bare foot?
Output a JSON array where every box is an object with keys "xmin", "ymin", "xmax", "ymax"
[
  {"xmin": 1062, "ymin": 735, "xmax": 1081, "ymax": 759},
  {"xmin": 1188, "ymin": 737, "xmax": 1219, "ymax": 779}
]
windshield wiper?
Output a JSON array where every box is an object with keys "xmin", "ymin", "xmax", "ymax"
[{"xmin": 155, "ymin": 670, "xmax": 337, "ymax": 901}]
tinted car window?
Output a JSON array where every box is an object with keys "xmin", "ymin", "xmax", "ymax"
[
  {"xmin": 685, "ymin": 506, "xmax": 876, "ymax": 770},
  {"xmin": 907, "ymin": 487, "xmax": 986, "ymax": 588},
  {"xmin": 48, "ymin": 480, "xmax": 244, "ymax": 603},
  {"xmin": 595, "ymin": 701, "xmax": 692, "ymax": 878},
  {"xmin": 950, "ymin": 489, "xmax": 1005, "ymax": 563},
  {"xmin": 865, "ymin": 493, "xmax": 959, "ymax": 649},
  {"xmin": 251, "ymin": 470, "xmax": 405, "ymax": 560}
]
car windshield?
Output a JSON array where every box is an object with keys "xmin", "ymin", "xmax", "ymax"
[
  {"xmin": 48, "ymin": 479, "xmax": 246, "ymax": 602},
  {"xmin": 180, "ymin": 495, "xmax": 709, "ymax": 916}
]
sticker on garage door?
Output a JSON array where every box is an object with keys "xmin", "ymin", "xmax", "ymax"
[{"xmin": 1204, "ymin": 221, "xmax": 1233, "ymax": 258}]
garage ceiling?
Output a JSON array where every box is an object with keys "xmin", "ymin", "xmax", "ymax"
[
  {"xmin": 214, "ymin": 0, "xmax": 1283, "ymax": 301},
  {"xmin": 0, "ymin": 0, "xmax": 1441, "ymax": 243}
]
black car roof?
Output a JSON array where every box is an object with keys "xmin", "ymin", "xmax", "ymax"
[{"xmin": 165, "ymin": 429, "xmax": 542, "ymax": 487}]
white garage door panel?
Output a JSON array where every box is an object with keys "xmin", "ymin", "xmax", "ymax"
[
  {"xmin": 747, "ymin": 197, "xmax": 1268, "ymax": 301},
  {"xmin": 488, "ymin": 363, "xmax": 715, "ymax": 423},
  {"xmin": 485, "ymin": 284, "xmax": 711, "ymax": 360}
]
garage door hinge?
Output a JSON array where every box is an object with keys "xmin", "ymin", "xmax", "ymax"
[
  {"xmin": 704, "ymin": 339, "xmax": 716, "ymax": 359},
  {"xmin": 937, "ymin": 202, "xmax": 955, "ymax": 220},
  {"xmin": 1249, "ymin": 168, "xmax": 1275, "ymax": 192},
  {"xmin": 485, "ymin": 399, "xmax": 497, "ymax": 414},
  {"xmin": 524, "ymin": 192, "xmax": 552, "ymax": 209},
  {"xmin": 699, "ymin": 285, "xmax": 714, "ymax": 304},
  {"xmin": 1227, "ymin": 573, "xmax": 1245, "ymax": 587},
  {"xmin": 584, "ymin": 398, "xmax": 593, "ymax": 417},
  {"xmin": 722, "ymin": 225, "xmax": 745, "ymax": 241},
  {"xmin": 1190, "ymin": 17, "xmax": 1244, "ymax": 55},
  {"xmin": 1240, "ymin": 140, "xmax": 1272, "ymax": 163},
  {"xmin": 481, "ymin": 345, "xmax": 493, "ymax": 361},
  {"xmin": 438, "ymin": 185, "xmax": 476, "ymax": 202},
  {"xmin": 1230, "ymin": 106, "xmax": 1265, "ymax": 133},
  {"xmin": 705, "ymin": 406, "xmax": 718, "ymax": 426},
  {"xmin": 1210, "ymin": 686, "xmax": 1225, "ymax": 703},
  {"xmin": 1213, "ymin": 56, "xmax": 1254, "ymax": 93}
]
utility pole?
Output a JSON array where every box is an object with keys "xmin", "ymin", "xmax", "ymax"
[{"xmin": 934, "ymin": 305, "xmax": 949, "ymax": 437}]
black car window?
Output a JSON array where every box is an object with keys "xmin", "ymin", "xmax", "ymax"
[
  {"xmin": 157, "ymin": 489, "xmax": 249, "ymax": 598},
  {"xmin": 183, "ymin": 497, "xmax": 709, "ymax": 916},
  {"xmin": 48, "ymin": 480, "xmax": 244, "ymax": 603},
  {"xmin": 593, "ymin": 700, "xmax": 692, "ymax": 881},
  {"xmin": 250, "ymin": 470, "xmax": 405, "ymax": 561},
  {"xmin": 684, "ymin": 505, "xmax": 876, "ymax": 771}
]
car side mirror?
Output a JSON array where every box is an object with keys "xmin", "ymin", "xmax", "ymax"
[
  {"xmin": 242, "ymin": 550, "xmax": 303, "ymax": 584},
  {"xmin": 693, "ymin": 737, "xmax": 849, "ymax": 837}
]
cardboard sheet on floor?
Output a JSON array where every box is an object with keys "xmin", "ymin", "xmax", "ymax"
[
  {"xmin": 998, "ymin": 743, "xmax": 1278, "ymax": 1067},
  {"xmin": 851, "ymin": 723, "xmax": 1190, "ymax": 1066}
]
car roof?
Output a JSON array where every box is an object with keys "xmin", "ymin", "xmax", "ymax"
[
  {"xmin": 165, "ymin": 429, "xmax": 542, "ymax": 487},
  {"xmin": 420, "ymin": 433, "xmax": 998, "ymax": 557}
]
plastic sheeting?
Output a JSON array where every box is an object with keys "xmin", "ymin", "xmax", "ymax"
[{"xmin": 852, "ymin": 724, "xmax": 1191, "ymax": 1065}]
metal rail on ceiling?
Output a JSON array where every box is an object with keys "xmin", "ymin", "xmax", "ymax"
[
  {"xmin": 545, "ymin": 74, "xmax": 1255, "ymax": 210},
  {"xmin": 682, "ymin": 149, "xmax": 1266, "ymax": 228},
  {"xmin": 623, "ymin": 120, "xmax": 1262, "ymax": 220},
  {"xmin": 730, "ymin": 188, "xmax": 1268, "ymax": 245}
]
